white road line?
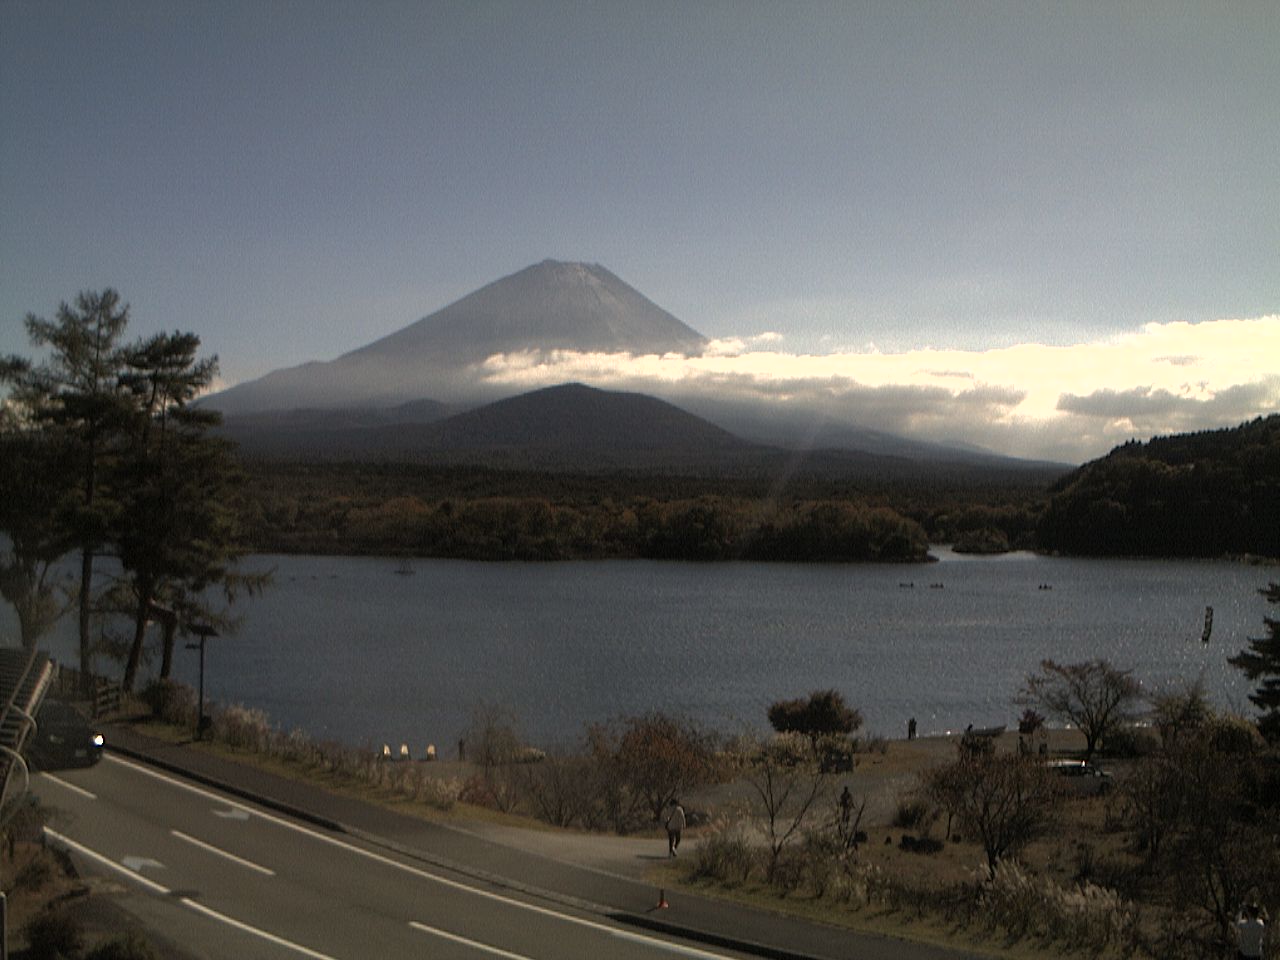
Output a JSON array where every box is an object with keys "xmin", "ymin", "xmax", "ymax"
[
  {"xmin": 105, "ymin": 754, "xmax": 740, "ymax": 959},
  {"xmin": 106, "ymin": 754, "xmax": 257, "ymax": 814},
  {"xmin": 409, "ymin": 921, "xmax": 535, "ymax": 959},
  {"xmin": 171, "ymin": 829, "xmax": 276, "ymax": 876},
  {"xmin": 44, "ymin": 828, "xmax": 171, "ymax": 896},
  {"xmin": 44, "ymin": 827, "xmax": 341, "ymax": 960},
  {"xmin": 39, "ymin": 773, "xmax": 97, "ymax": 800},
  {"xmin": 179, "ymin": 897, "xmax": 341, "ymax": 960}
]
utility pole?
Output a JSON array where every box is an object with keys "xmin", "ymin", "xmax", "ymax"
[{"xmin": 185, "ymin": 623, "xmax": 218, "ymax": 739}]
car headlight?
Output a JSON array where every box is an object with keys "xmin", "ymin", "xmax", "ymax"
[{"xmin": 92, "ymin": 734, "xmax": 105, "ymax": 747}]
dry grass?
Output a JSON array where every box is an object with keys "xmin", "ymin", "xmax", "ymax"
[
  {"xmin": 665, "ymin": 728, "xmax": 1149, "ymax": 959},
  {"xmin": 119, "ymin": 716, "xmax": 559, "ymax": 832}
]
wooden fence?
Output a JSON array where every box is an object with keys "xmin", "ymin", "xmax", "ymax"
[{"xmin": 48, "ymin": 663, "xmax": 122, "ymax": 718}]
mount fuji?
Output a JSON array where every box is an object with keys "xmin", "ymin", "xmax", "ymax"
[{"xmin": 203, "ymin": 260, "xmax": 706, "ymax": 416}]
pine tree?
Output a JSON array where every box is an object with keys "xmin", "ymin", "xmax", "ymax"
[
  {"xmin": 9, "ymin": 292, "xmax": 133, "ymax": 685},
  {"xmin": 0, "ymin": 419, "xmax": 76, "ymax": 646},
  {"xmin": 1228, "ymin": 583, "xmax": 1280, "ymax": 742},
  {"xmin": 6, "ymin": 295, "xmax": 266, "ymax": 691}
]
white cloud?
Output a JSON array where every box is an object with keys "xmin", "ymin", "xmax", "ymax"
[
  {"xmin": 702, "ymin": 331, "xmax": 786, "ymax": 358},
  {"xmin": 476, "ymin": 315, "xmax": 1280, "ymax": 463}
]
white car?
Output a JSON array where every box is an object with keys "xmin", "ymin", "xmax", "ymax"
[{"xmin": 1045, "ymin": 759, "xmax": 1113, "ymax": 795}]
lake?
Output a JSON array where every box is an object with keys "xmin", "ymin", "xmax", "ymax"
[{"xmin": 13, "ymin": 550, "xmax": 1277, "ymax": 752}]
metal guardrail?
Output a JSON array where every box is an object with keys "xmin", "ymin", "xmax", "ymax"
[{"xmin": 0, "ymin": 647, "xmax": 54, "ymax": 824}]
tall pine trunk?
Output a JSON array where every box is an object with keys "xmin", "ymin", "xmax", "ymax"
[
  {"xmin": 78, "ymin": 547, "xmax": 94, "ymax": 695},
  {"xmin": 122, "ymin": 588, "xmax": 153, "ymax": 693},
  {"xmin": 159, "ymin": 614, "xmax": 177, "ymax": 680}
]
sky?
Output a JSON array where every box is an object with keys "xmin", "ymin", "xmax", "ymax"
[{"xmin": 2, "ymin": 1, "xmax": 1277, "ymax": 463}]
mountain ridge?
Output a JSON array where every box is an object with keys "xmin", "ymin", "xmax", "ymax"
[{"xmin": 221, "ymin": 381, "xmax": 1069, "ymax": 485}]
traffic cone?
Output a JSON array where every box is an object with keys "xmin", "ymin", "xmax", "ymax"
[{"xmin": 656, "ymin": 888, "xmax": 669, "ymax": 909}]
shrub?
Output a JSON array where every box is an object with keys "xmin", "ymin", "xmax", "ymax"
[
  {"xmin": 1205, "ymin": 714, "xmax": 1263, "ymax": 754},
  {"xmin": 86, "ymin": 931, "xmax": 158, "ymax": 960},
  {"xmin": 858, "ymin": 733, "xmax": 889, "ymax": 755},
  {"xmin": 767, "ymin": 689, "xmax": 862, "ymax": 746},
  {"xmin": 1101, "ymin": 725, "xmax": 1158, "ymax": 758},
  {"xmin": 1018, "ymin": 708, "xmax": 1045, "ymax": 736},
  {"xmin": 892, "ymin": 796, "xmax": 931, "ymax": 830},
  {"xmin": 795, "ymin": 830, "xmax": 847, "ymax": 899},
  {"xmin": 24, "ymin": 906, "xmax": 83, "ymax": 960},
  {"xmin": 689, "ymin": 820, "xmax": 757, "ymax": 885},
  {"xmin": 3, "ymin": 796, "xmax": 47, "ymax": 857},
  {"xmin": 212, "ymin": 704, "xmax": 272, "ymax": 751},
  {"xmin": 769, "ymin": 844, "xmax": 809, "ymax": 896},
  {"xmin": 16, "ymin": 853, "xmax": 53, "ymax": 890},
  {"xmin": 977, "ymin": 861, "xmax": 1139, "ymax": 953},
  {"xmin": 139, "ymin": 678, "xmax": 197, "ymax": 727},
  {"xmin": 458, "ymin": 775, "xmax": 498, "ymax": 808},
  {"xmin": 898, "ymin": 834, "xmax": 944, "ymax": 854},
  {"xmin": 413, "ymin": 774, "xmax": 462, "ymax": 811}
]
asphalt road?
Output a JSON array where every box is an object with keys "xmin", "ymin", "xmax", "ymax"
[{"xmin": 34, "ymin": 756, "xmax": 760, "ymax": 960}]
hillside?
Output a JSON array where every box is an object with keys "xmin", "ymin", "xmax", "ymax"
[
  {"xmin": 222, "ymin": 382, "xmax": 1068, "ymax": 490},
  {"xmin": 1037, "ymin": 414, "xmax": 1280, "ymax": 557},
  {"xmin": 399, "ymin": 382, "xmax": 744, "ymax": 454},
  {"xmin": 224, "ymin": 383, "xmax": 765, "ymax": 469}
]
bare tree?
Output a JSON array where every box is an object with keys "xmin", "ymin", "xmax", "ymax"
[
  {"xmin": 925, "ymin": 749, "xmax": 1060, "ymax": 876},
  {"xmin": 1019, "ymin": 659, "xmax": 1142, "ymax": 760},
  {"xmin": 1158, "ymin": 718, "xmax": 1277, "ymax": 951},
  {"xmin": 518, "ymin": 749, "xmax": 588, "ymax": 828},
  {"xmin": 741, "ymin": 733, "xmax": 831, "ymax": 880},
  {"xmin": 615, "ymin": 712, "xmax": 718, "ymax": 824},
  {"xmin": 464, "ymin": 702, "xmax": 524, "ymax": 811}
]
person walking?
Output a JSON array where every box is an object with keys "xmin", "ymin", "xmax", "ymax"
[
  {"xmin": 1236, "ymin": 902, "xmax": 1267, "ymax": 960},
  {"xmin": 665, "ymin": 799, "xmax": 686, "ymax": 857}
]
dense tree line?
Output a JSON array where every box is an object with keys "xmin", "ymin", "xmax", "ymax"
[
  {"xmin": 234, "ymin": 485, "xmax": 931, "ymax": 562},
  {"xmin": 231, "ymin": 460, "xmax": 1053, "ymax": 561},
  {"xmin": 1038, "ymin": 415, "xmax": 1280, "ymax": 558}
]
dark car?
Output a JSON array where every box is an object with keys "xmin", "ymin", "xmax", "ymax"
[{"xmin": 25, "ymin": 700, "xmax": 104, "ymax": 771}]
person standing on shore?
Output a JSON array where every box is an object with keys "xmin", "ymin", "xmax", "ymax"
[{"xmin": 665, "ymin": 799, "xmax": 686, "ymax": 857}]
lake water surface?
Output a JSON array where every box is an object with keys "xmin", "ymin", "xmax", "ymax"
[{"xmin": 17, "ymin": 550, "xmax": 1278, "ymax": 751}]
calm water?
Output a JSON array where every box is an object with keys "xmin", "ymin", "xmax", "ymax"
[{"xmin": 14, "ymin": 550, "xmax": 1277, "ymax": 751}]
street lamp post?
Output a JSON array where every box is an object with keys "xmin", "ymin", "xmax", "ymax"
[{"xmin": 185, "ymin": 623, "xmax": 218, "ymax": 739}]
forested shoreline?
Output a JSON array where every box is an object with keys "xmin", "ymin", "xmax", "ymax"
[
  {"xmin": 230, "ymin": 413, "xmax": 1280, "ymax": 564},
  {"xmin": 1039, "ymin": 415, "xmax": 1280, "ymax": 558},
  {"xmin": 230, "ymin": 459, "xmax": 1052, "ymax": 562}
]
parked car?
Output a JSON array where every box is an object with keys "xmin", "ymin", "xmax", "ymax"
[
  {"xmin": 1045, "ymin": 758, "xmax": 1112, "ymax": 795},
  {"xmin": 25, "ymin": 699, "xmax": 104, "ymax": 770}
]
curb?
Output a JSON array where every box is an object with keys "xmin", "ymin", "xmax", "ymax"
[
  {"xmin": 104, "ymin": 742, "xmax": 829, "ymax": 960},
  {"xmin": 105, "ymin": 742, "xmax": 347, "ymax": 834},
  {"xmin": 612, "ymin": 911, "xmax": 826, "ymax": 960}
]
